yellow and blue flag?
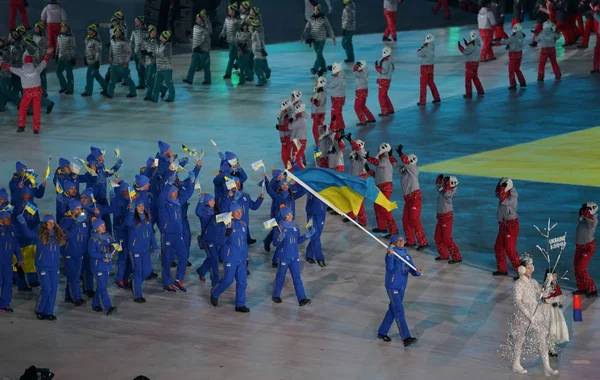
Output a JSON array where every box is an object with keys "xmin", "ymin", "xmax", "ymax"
[
  {"xmin": 287, "ymin": 168, "xmax": 397, "ymax": 216},
  {"xmin": 55, "ymin": 181, "xmax": 64, "ymax": 194},
  {"xmin": 24, "ymin": 202, "xmax": 38, "ymax": 215}
]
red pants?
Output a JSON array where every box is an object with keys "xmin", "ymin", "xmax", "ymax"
[
  {"xmin": 376, "ymin": 79, "xmax": 393, "ymax": 115},
  {"xmin": 311, "ymin": 113, "xmax": 325, "ymax": 145},
  {"xmin": 318, "ymin": 157, "xmax": 329, "ymax": 168},
  {"xmin": 18, "ymin": 87, "xmax": 42, "ymax": 131},
  {"xmin": 332, "ymin": 165, "xmax": 344, "ymax": 173},
  {"xmin": 581, "ymin": 18, "xmax": 598, "ymax": 47},
  {"xmin": 571, "ymin": 14, "xmax": 583, "ymax": 37},
  {"xmin": 291, "ymin": 139, "xmax": 307, "ymax": 169},
  {"xmin": 479, "ymin": 28, "xmax": 495, "ymax": 61},
  {"xmin": 47, "ymin": 23, "xmax": 61, "ymax": 52},
  {"xmin": 557, "ymin": 21, "xmax": 576, "ymax": 45},
  {"xmin": 354, "ymin": 88, "xmax": 376, "ymax": 123},
  {"xmin": 280, "ymin": 140, "xmax": 292, "ymax": 167},
  {"xmin": 348, "ymin": 173, "xmax": 368, "ymax": 226},
  {"xmin": 434, "ymin": 212, "xmax": 461, "ymax": 260},
  {"xmin": 330, "ymin": 96, "xmax": 345, "ymax": 131},
  {"xmin": 493, "ymin": 24, "xmax": 508, "ymax": 40},
  {"xmin": 538, "ymin": 47, "xmax": 561, "ymax": 80},
  {"xmin": 433, "ymin": 0, "xmax": 450, "ymax": 19},
  {"xmin": 419, "ymin": 65, "xmax": 440, "ymax": 105},
  {"xmin": 574, "ymin": 241, "xmax": 597, "ymax": 293},
  {"xmin": 383, "ymin": 9, "xmax": 397, "ymax": 40},
  {"xmin": 464, "ymin": 61, "xmax": 484, "ymax": 97},
  {"xmin": 374, "ymin": 182, "xmax": 398, "ymax": 234},
  {"xmin": 508, "ymin": 51, "xmax": 526, "ymax": 87},
  {"xmin": 494, "ymin": 219, "xmax": 521, "ymax": 273},
  {"xmin": 532, "ymin": 22, "xmax": 543, "ymax": 42},
  {"xmin": 9, "ymin": 1, "xmax": 29, "ymax": 30},
  {"xmin": 594, "ymin": 41, "xmax": 600, "ymax": 71},
  {"xmin": 402, "ymin": 190, "xmax": 427, "ymax": 246}
]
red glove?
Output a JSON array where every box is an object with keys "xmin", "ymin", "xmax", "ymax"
[
  {"xmin": 353, "ymin": 63, "xmax": 359, "ymax": 72},
  {"xmin": 583, "ymin": 209, "xmax": 594, "ymax": 220},
  {"xmin": 436, "ymin": 174, "xmax": 444, "ymax": 185},
  {"xmin": 458, "ymin": 42, "xmax": 464, "ymax": 53}
]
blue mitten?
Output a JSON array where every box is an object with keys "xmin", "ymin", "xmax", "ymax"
[{"xmin": 17, "ymin": 214, "xmax": 26, "ymax": 224}]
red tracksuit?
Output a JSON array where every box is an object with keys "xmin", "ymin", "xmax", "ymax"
[
  {"xmin": 367, "ymin": 154, "xmax": 399, "ymax": 235},
  {"xmin": 419, "ymin": 65, "xmax": 440, "ymax": 105},
  {"xmin": 494, "ymin": 188, "xmax": 521, "ymax": 273},
  {"xmin": 435, "ymin": 212, "xmax": 461, "ymax": 261},
  {"xmin": 508, "ymin": 52, "xmax": 527, "ymax": 87},
  {"xmin": 311, "ymin": 113, "xmax": 325, "ymax": 145},
  {"xmin": 580, "ymin": 15, "xmax": 598, "ymax": 47},
  {"xmin": 433, "ymin": 0, "xmax": 451, "ymax": 19},
  {"xmin": 47, "ymin": 23, "xmax": 61, "ymax": 52},
  {"xmin": 383, "ymin": 9, "xmax": 397, "ymax": 40},
  {"xmin": 403, "ymin": 190, "xmax": 427, "ymax": 247},
  {"xmin": 574, "ymin": 241, "xmax": 597, "ymax": 293},
  {"xmin": 278, "ymin": 114, "xmax": 292, "ymax": 167},
  {"xmin": 538, "ymin": 47, "xmax": 562, "ymax": 80},
  {"xmin": 354, "ymin": 88, "xmax": 376, "ymax": 123},
  {"xmin": 465, "ymin": 62, "xmax": 484, "ymax": 97},
  {"xmin": 479, "ymin": 29, "xmax": 495, "ymax": 61},
  {"xmin": 9, "ymin": 0, "xmax": 30, "ymax": 30},
  {"xmin": 330, "ymin": 96, "xmax": 346, "ymax": 132}
]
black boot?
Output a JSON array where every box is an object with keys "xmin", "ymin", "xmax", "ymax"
[
  {"xmin": 85, "ymin": 290, "xmax": 95, "ymax": 298},
  {"xmin": 272, "ymin": 297, "xmax": 282, "ymax": 303},
  {"xmin": 403, "ymin": 337, "xmax": 417, "ymax": 347},
  {"xmin": 186, "ymin": 261, "xmax": 192, "ymax": 267},
  {"xmin": 416, "ymin": 245, "xmax": 429, "ymax": 251},
  {"xmin": 74, "ymin": 299, "xmax": 87, "ymax": 307},
  {"xmin": 299, "ymin": 298, "xmax": 312, "ymax": 306},
  {"xmin": 210, "ymin": 296, "xmax": 218, "ymax": 307},
  {"xmin": 106, "ymin": 306, "xmax": 117, "ymax": 315},
  {"xmin": 170, "ymin": 261, "xmax": 177, "ymax": 268},
  {"xmin": 235, "ymin": 306, "xmax": 250, "ymax": 313},
  {"xmin": 147, "ymin": 272, "xmax": 158, "ymax": 280},
  {"xmin": 587, "ymin": 290, "xmax": 598, "ymax": 298},
  {"xmin": 377, "ymin": 333, "xmax": 391, "ymax": 342},
  {"xmin": 435, "ymin": 257, "xmax": 448, "ymax": 261},
  {"xmin": 317, "ymin": 260, "xmax": 326, "ymax": 267},
  {"xmin": 264, "ymin": 243, "xmax": 270, "ymax": 252},
  {"xmin": 492, "ymin": 271, "xmax": 509, "ymax": 276},
  {"xmin": 93, "ymin": 306, "xmax": 103, "ymax": 312},
  {"xmin": 134, "ymin": 297, "xmax": 147, "ymax": 303}
]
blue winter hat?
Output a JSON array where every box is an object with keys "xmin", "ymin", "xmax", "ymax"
[
  {"xmin": 272, "ymin": 169, "xmax": 283, "ymax": 179},
  {"xmin": 280, "ymin": 207, "xmax": 293, "ymax": 218},
  {"xmin": 134, "ymin": 198, "xmax": 146, "ymax": 208},
  {"xmin": 92, "ymin": 218, "xmax": 105, "ymax": 230},
  {"xmin": 167, "ymin": 185, "xmax": 179, "ymax": 195},
  {"xmin": 15, "ymin": 161, "xmax": 27, "ymax": 172},
  {"xmin": 68, "ymin": 200, "xmax": 82, "ymax": 212},
  {"xmin": 63, "ymin": 180, "xmax": 76, "ymax": 191},
  {"xmin": 90, "ymin": 146, "xmax": 103, "ymax": 159},
  {"xmin": 58, "ymin": 158, "xmax": 70, "ymax": 169},
  {"xmin": 203, "ymin": 193, "xmax": 215, "ymax": 204},
  {"xmin": 146, "ymin": 157, "xmax": 155, "ymax": 167},
  {"xmin": 229, "ymin": 202, "xmax": 242, "ymax": 212},
  {"xmin": 158, "ymin": 140, "xmax": 171, "ymax": 154},
  {"xmin": 390, "ymin": 234, "xmax": 404, "ymax": 245},
  {"xmin": 224, "ymin": 151, "xmax": 237, "ymax": 161},
  {"xmin": 81, "ymin": 188, "xmax": 94, "ymax": 200},
  {"xmin": 135, "ymin": 174, "xmax": 149, "ymax": 188},
  {"xmin": 42, "ymin": 213, "xmax": 55, "ymax": 223},
  {"xmin": 219, "ymin": 161, "xmax": 231, "ymax": 172},
  {"xmin": 19, "ymin": 187, "xmax": 33, "ymax": 198},
  {"xmin": 0, "ymin": 188, "xmax": 8, "ymax": 201},
  {"xmin": 86, "ymin": 154, "xmax": 98, "ymax": 165},
  {"xmin": 0, "ymin": 210, "xmax": 11, "ymax": 219},
  {"xmin": 119, "ymin": 181, "xmax": 129, "ymax": 190}
]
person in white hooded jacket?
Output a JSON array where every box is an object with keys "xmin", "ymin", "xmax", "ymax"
[
  {"xmin": 478, "ymin": 3, "xmax": 496, "ymax": 62},
  {"xmin": 0, "ymin": 47, "xmax": 53, "ymax": 134}
]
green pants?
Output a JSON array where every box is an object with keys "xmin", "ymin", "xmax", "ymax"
[
  {"xmin": 134, "ymin": 53, "xmax": 146, "ymax": 87},
  {"xmin": 56, "ymin": 59, "xmax": 74, "ymax": 93},
  {"xmin": 342, "ymin": 30, "xmax": 355, "ymax": 61},
  {"xmin": 107, "ymin": 64, "xmax": 136, "ymax": 97},
  {"xmin": 186, "ymin": 52, "xmax": 212, "ymax": 84},
  {"xmin": 225, "ymin": 43, "xmax": 238, "ymax": 76},
  {"xmin": 238, "ymin": 52, "xmax": 252, "ymax": 84},
  {"xmin": 145, "ymin": 64, "xmax": 168, "ymax": 99},
  {"xmin": 41, "ymin": 69, "xmax": 47, "ymax": 94},
  {"xmin": 254, "ymin": 58, "xmax": 267, "ymax": 85},
  {"xmin": 85, "ymin": 64, "xmax": 108, "ymax": 94},
  {"xmin": 153, "ymin": 69, "xmax": 175, "ymax": 102},
  {"xmin": 312, "ymin": 40, "xmax": 326, "ymax": 72}
]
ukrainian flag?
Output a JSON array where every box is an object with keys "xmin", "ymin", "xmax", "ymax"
[
  {"xmin": 24, "ymin": 202, "xmax": 38, "ymax": 215},
  {"xmin": 288, "ymin": 168, "xmax": 397, "ymax": 215}
]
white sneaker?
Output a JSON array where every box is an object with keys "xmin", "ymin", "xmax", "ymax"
[
  {"xmin": 512, "ymin": 365, "xmax": 528, "ymax": 375},
  {"xmin": 544, "ymin": 367, "xmax": 559, "ymax": 377}
]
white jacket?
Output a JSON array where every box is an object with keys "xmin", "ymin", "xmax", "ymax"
[
  {"xmin": 41, "ymin": 4, "xmax": 67, "ymax": 24},
  {"xmin": 8, "ymin": 61, "xmax": 48, "ymax": 89},
  {"xmin": 477, "ymin": 8, "xmax": 495, "ymax": 30}
]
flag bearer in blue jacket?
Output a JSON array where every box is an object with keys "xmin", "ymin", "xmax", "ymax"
[
  {"xmin": 14, "ymin": 187, "xmax": 41, "ymax": 290},
  {"xmin": 305, "ymin": 193, "xmax": 326, "ymax": 266},
  {"xmin": 175, "ymin": 159, "xmax": 202, "ymax": 268},
  {"xmin": 59, "ymin": 200, "xmax": 89, "ymax": 306},
  {"xmin": 88, "ymin": 218, "xmax": 118, "ymax": 315},
  {"xmin": 158, "ymin": 170, "xmax": 196, "ymax": 292},
  {"xmin": 272, "ymin": 207, "xmax": 314, "ymax": 306},
  {"xmin": 17, "ymin": 212, "xmax": 66, "ymax": 320},
  {"xmin": 133, "ymin": 174, "xmax": 159, "ymax": 280},
  {"xmin": 377, "ymin": 234, "xmax": 422, "ymax": 346},
  {"xmin": 210, "ymin": 202, "xmax": 250, "ymax": 312},
  {"xmin": 126, "ymin": 199, "xmax": 157, "ymax": 303},
  {"xmin": 195, "ymin": 193, "xmax": 222, "ymax": 286},
  {"xmin": 220, "ymin": 178, "xmax": 264, "ymax": 244},
  {"xmin": 0, "ymin": 210, "xmax": 23, "ymax": 312}
]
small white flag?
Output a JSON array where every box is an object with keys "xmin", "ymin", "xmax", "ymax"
[
  {"xmin": 251, "ymin": 160, "xmax": 265, "ymax": 171},
  {"xmin": 225, "ymin": 179, "xmax": 237, "ymax": 190},
  {"xmin": 263, "ymin": 218, "xmax": 279, "ymax": 230},
  {"xmin": 216, "ymin": 212, "xmax": 232, "ymax": 224}
]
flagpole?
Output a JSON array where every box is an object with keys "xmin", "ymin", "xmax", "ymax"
[{"xmin": 285, "ymin": 170, "xmax": 419, "ymax": 273}]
